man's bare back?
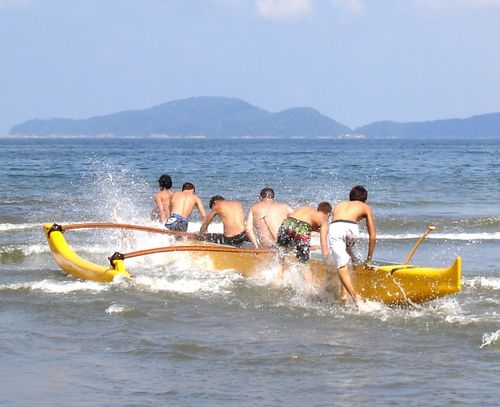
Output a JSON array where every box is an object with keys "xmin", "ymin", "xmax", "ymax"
[
  {"xmin": 332, "ymin": 200, "xmax": 370, "ymax": 223},
  {"xmin": 170, "ymin": 183, "xmax": 206, "ymax": 220},
  {"xmin": 246, "ymin": 192, "xmax": 292, "ymax": 248},
  {"xmin": 289, "ymin": 206, "xmax": 329, "ymax": 231},
  {"xmin": 332, "ymin": 199, "xmax": 375, "ymax": 259},
  {"xmin": 200, "ymin": 199, "xmax": 245, "ymax": 237},
  {"xmin": 155, "ymin": 189, "xmax": 173, "ymax": 222},
  {"xmin": 154, "ymin": 174, "xmax": 173, "ymax": 222}
]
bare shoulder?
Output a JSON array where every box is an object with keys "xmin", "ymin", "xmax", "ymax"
[
  {"xmin": 231, "ymin": 200, "xmax": 244, "ymax": 210},
  {"xmin": 362, "ymin": 201, "xmax": 373, "ymax": 214},
  {"xmin": 334, "ymin": 200, "xmax": 349, "ymax": 210},
  {"xmin": 358, "ymin": 200, "xmax": 371, "ymax": 211},
  {"xmin": 277, "ymin": 202, "xmax": 292, "ymax": 211},
  {"xmin": 249, "ymin": 200, "xmax": 260, "ymax": 211}
]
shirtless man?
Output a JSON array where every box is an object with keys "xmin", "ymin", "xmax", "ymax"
[
  {"xmin": 328, "ymin": 185, "xmax": 376, "ymax": 303},
  {"xmin": 153, "ymin": 174, "xmax": 173, "ymax": 222},
  {"xmin": 277, "ymin": 202, "xmax": 332, "ymax": 262},
  {"xmin": 276, "ymin": 202, "xmax": 332, "ymax": 287},
  {"xmin": 198, "ymin": 195, "xmax": 249, "ymax": 247},
  {"xmin": 165, "ymin": 182, "xmax": 206, "ymax": 232},
  {"xmin": 245, "ymin": 187, "xmax": 293, "ymax": 248}
]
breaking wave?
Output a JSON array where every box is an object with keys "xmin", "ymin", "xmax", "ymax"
[
  {"xmin": 0, "ymin": 279, "xmax": 109, "ymax": 294},
  {"xmin": 463, "ymin": 276, "xmax": 500, "ymax": 291}
]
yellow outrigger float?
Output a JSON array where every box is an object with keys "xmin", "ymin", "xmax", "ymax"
[{"xmin": 43, "ymin": 223, "xmax": 461, "ymax": 305}]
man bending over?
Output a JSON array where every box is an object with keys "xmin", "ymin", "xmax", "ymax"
[
  {"xmin": 275, "ymin": 202, "xmax": 331, "ymax": 288},
  {"xmin": 328, "ymin": 185, "xmax": 376, "ymax": 303},
  {"xmin": 199, "ymin": 196, "xmax": 250, "ymax": 247},
  {"xmin": 246, "ymin": 187, "xmax": 293, "ymax": 248},
  {"xmin": 165, "ymin": 182, "xmax": 206, "ymax": 232}
]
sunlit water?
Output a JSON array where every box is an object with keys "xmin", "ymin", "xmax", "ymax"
[{"xmin": 1, "ymin": 138, "xmax": 498, "ymax": 406}]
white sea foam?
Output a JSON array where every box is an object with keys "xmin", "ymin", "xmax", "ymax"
[
  {"xmin": 105, "ymin": 303, "xmax": 132, "ymax": 314},
  {"xmin": 423, "ymin": 298, "xmax": 480, "ymax": 325},
  {"xmin": 0, "ymin": 221, "xmax": 98, "ymax": 232},
  {"xmin": 480, "ymin": 330, "xmax": 500, "ymax": 348},
  {"xmin": 361, "ymin": 232, "xmax": 500, "ymax": 241},
  {"xmin": 0, "ymin": 279, "xmax": 108, "ymax": 293},
  {"xmin": 133, "ymin": 272, "xmax": 236, "ymax": 295},
  {"xmin": 0, "ymin": 243, "xmax": 48, "ymax": 255},
  {"xmin": 356, "ymin": 299, "xmax": 388, "ymax": 314},
  {"xmin": 0, "ymin": 242, "xmax": 115, "ymax": 257},
  {"xmin": 333, "ymin": 296, "xmax": 470, "ymax": 324},
  {"xmin": 31, "ymin": 279, "xmax": 108, "ymax": 294},
  {"xmin": 187, "ymin": 221, "xmax": 223, "ymax": 233},
  {"xmin": 463, "ymin": 276, "xmax": 500, "ymax": 290},
  {"xmin": 0, "ymin": 223, "xmax": 40, "ymax": 232}
]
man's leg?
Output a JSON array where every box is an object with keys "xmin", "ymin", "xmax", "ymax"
[{"xmin": 337, "ymin": 264, "xmax": 360, "ymax": 302}]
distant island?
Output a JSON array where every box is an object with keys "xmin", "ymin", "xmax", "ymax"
[
  {"xmin": 8, "ymin": 97, "xmax": 350, "ymax": 139},
  {"xmin": 7, "ymin": 96, "xmax": 500, "ymax": 138},
  {"xmin": 356, "ymin": 112, "xmax": 500, "ymax": 139}
]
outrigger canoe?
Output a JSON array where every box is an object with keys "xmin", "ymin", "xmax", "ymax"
[{"xmin": 43, "ymin": 222, "xmax": 461, "ymax": 305}]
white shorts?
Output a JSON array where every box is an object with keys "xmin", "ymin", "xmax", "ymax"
[{"xmin": 328, "ymin": 221, "xmax": 359, "ymax": 268}]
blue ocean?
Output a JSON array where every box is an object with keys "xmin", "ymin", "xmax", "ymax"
[{"xmin": 0, "ymin": 137, "xmax": 499, "ymax": 406}]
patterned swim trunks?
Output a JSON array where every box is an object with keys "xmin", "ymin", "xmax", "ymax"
[
  {"xmin": 165, "ymin": 213, "xmax": 189, "ymax": 232},
  {"xmin": 276, "ymin": 217, "xmax": 312, "ymax": 262}
]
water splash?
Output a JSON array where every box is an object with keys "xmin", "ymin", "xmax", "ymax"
[
  {"xmin": 480, "ymin": 330, "xmax": 500, "ymax": 348},
  {"xmin": 464, "ymin": 276, "xmax": 500, "ymax": 291},
  {"xmin": 105, "ymin": 303, "xmax": 133, "ymax": 314}
]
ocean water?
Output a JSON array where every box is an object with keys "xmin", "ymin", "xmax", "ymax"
[{"xmin": 0, "ymin": 138, "xmax": 499, "ymax": 406}]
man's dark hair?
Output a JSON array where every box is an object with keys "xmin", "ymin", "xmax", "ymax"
[
  {"xmin": 317, "ymin": 201, "xmax": 333, "ymax": 214},
  {"xmin": 260, "ymin": 187, "xmax": 275, "ymax": 199},
  {"xmin": 209, "ymin": 195, "xmax": 225, "ymax": 209},
  {"xmin": 158, "ymin": 174, "xmax": 172, "ymax": 190},
  {"xmin": 349, "ymin": 185, "xmax": 368, "ymax": 202},
  {"xmin": 182, "ymin": 182, "xmax": 195, "ymax": 192}
]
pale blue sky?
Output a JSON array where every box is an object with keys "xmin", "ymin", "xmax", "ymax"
[{"xmin": 2, "ymin": 0, "xmax": 500, "ymax": 135}]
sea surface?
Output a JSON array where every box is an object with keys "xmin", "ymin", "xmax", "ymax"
[{"xmin": 0, "ymin": 137, "xmax": 499, "ymax": 406}]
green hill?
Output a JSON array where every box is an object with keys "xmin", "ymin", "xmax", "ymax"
[
  {"xmin": 9, "ymin": 97, "xmax": 351, "ymax": 138},
  {"xmin": 356, "ymin": 112, "xmax": 500, "ymax": 138}
]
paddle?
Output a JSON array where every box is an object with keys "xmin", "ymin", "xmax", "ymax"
[{"xmin": 403, "ymin": 225, "xmax": 436, "ymax": 265}]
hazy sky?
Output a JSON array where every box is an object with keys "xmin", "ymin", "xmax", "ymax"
[{"xmin": 2, "ymin": 0, "xmax": 500, "ymax": 135}]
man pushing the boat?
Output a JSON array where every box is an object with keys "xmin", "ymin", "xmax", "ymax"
[
  {"xmin": 198, "ymin": 195, "xmax": 250, "ymax": 247},
  {"xmin": 165, "ymin": 182, "xmax": 206, "ymax": 232},
  {"xmin": 275, "ymin": 202, "xmax": 332, "ymax": 288},
  {"xmin": 246, "ymin": 187, "xmax": 293, "ymax": 248},
  {"xmin": 328, "ymin": 185, "xmax": 376, "ymax": 303},
  {"xmin": 277, "ymin": 202, "xmax": 332, "ymax": 262}
]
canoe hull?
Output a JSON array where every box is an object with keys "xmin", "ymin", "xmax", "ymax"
[{"xmin": 184, "ymin": 248, "xmax": 461, "ymax": 304}]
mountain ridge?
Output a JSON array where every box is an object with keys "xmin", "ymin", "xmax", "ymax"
[
  {"xmin": 9, "ymin": 96, "xmax": 351, "ymax": 139},
  {"xmin": 7, "ymin": 96, "xmax": 500, "ymax": 138}
]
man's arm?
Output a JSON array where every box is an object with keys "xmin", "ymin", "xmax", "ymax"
[
  {"xmin": 245, "ymin": 208, "xmax": 259, "ymax": 248},
  {"xmin": 195, "ymin": 196, "xmax": 207, "ymax": 221},
  {"xmin": 199, "ymin": 209, "xmax": 216, "ymax": 233},
  {"xmin": 365, "ymin": 205, "xmax": 376, "ymax": 261},
  {"xmin": 319, "ymin": 220, "xmax": 330, "ymax": 257}
]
